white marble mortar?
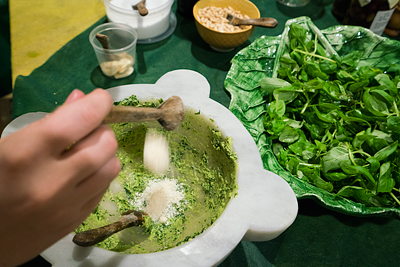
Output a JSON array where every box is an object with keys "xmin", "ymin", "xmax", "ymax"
[{"xmin": 2, "ymin": 70, "xmax": 298, "ymax": 267}]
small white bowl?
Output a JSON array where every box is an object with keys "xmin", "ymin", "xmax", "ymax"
[
  {"xmin": 2, "ymin": 70, "xmax": 298, "ymax": 267},
  {"xmin": 103, "ymin": 0, "xmax": 174, "ymax": 41}
]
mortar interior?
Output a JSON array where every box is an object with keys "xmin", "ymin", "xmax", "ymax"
[{"xmin": 75, "ymin": 96, "xmax": 238, "ymax": 254}]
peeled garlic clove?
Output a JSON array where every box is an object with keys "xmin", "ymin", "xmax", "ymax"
[
  {"xmin": 122, "ymin": 53, "xmax": 134, "ymax": 62},
  {"xmin": 143, "ymin": 130, "xmax": 170, "ymax": 175},
  {"xmin": 114, "ymin": 66, "xmax": 133, "ymax": 79},
  {"xmin": 118, "ymin": 57, "xmax": 133, "ymax": 73},
  {"xmin": 100, "ymin": 61, "xmax": 120, "ymax": 76}
]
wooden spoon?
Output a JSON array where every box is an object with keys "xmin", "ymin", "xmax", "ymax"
[
  {"xmin": 103, "ymin": 95, "xmax": 185, "ymax": 131},
  {"xmin": 95, "ymin": 33, "xmax": 111, "ymax": 49},
  {"xmin": 132, "ymin": 0, "xmax": 148, "ymax": 16},
  {"xmin": 73, "ymin": 210, "xmax": 146, "ymax": 247},
  {"xmin": 226, "ymin": 13, "xmax": 278, "ymax": 28},
  {"xmin": 95, "ymin": 33, "xmax": 118, "ymax": 61}
]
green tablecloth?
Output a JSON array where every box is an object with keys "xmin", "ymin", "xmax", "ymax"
[{"xmin": 13, "ymin": 1, "xmax": 400, "ymax": 266}]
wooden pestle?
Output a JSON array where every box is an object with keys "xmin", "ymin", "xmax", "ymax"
[
  {"xmin": 73, "ymin": 210, "xmax": 146, "ymax": 247},
  {"xmin": 132, "ymin": 0, "xmax": 148, "ymax": 16},
  {"xmin": 103, "ymin": 95, "xmax": 185, "ymax": 131},
  {"xmin": 226, "ymin": 13, "xmax": 278, "ymax": 28}
]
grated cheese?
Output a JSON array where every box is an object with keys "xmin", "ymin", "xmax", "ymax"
[{"xmin": 134, "ymin": 179, "xmax": 185, "ymax": 223}]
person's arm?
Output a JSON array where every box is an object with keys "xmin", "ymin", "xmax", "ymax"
[{"xmin": 0, "ymin": 89, "xmax": 121, "ymax": 267}]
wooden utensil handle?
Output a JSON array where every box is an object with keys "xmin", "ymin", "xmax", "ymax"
[
  {"xmin": 73, "ymin": 221, "xmax": 128, "ymax": 247},
  {"xmin": 73, "ymin": 210, "xmax": 145, "ymax": 247},
  {"xmin": 103, "ymin": 105, "xmax": 163, "ymax": 124},
  {"xmin": 240, "ymin": 18, "xmax": 278, "ymax": 28},
  {"xmin": 137, "ymin": 2, "xmax": 148, "ymax": 16}
]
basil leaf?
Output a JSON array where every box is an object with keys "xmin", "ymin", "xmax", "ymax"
[
  {"xmin": 312, "ymin": 106, "xmax": 335, "ymax": 123},
  {"xmin": 280, "ymin": 53, "xmax": 298, "ymax": 67},
  {"xmin": 387, "ymin": 116, "xmax": 400, "ymax": 140},
  {"xmin": 373, "ymin": 141, "xmax": 398, "ymax": 162},
  {"xmin": 366, "ymin": 157, "xmax": 380, "ymax": 173},
  {"xmin": 288, "ymin": 157, "xmax": 301, "ymax": 175},
  {"xmin": 324, "ymin": 171, "xmax": 351, "ymax": 181},
  {"xmin": 319, "ymin": 59, "xmax": 338, "ymax": 74},
  {"xmin": 363, "ymin": 89, "xmax": 389, "ymax": 116},
  {"xmin": 357, "ymin": 65, "xmax": 382, "ymax": 80},
  {"xmin": 288, "ymin": 132, "xmax": 317, "ymax": 160},
  {"xmin": 375, "ymin": 74, "xmax": 398, "ymax": 96},
  {"xmin": 268, "ymin": 100, "xmax": 286, "ymax": 118},
  {"xmin": 321, "ymin": 145, "xmax": 350, "ymax": 173},
  {"xmin": 273, "ymin": 88, "xmax": 299, "ymax": 103},
  {"xmin": 301, "ymin": 166, "xmax": 333, "ymax": 192},
  {"xmin": 337, "ymin": 70, "xmax": 357, "ymax": 83},
  {"xmin": 259, "ymin": 77, "xmax": 291, "ymax": 94},
  {"xmin": 289, "ymin": 23, "xmax": 307, "ymax": 49},
  {"xmin": 339, "ymin": 51, "xmax": 362, "ymax": 71},
  {"xmin": 377, "ymin": 162, "xmax": 395, "ymax": 193},
  {"xmin": 264, "ymin": 118, "xmax": 286, "ymax": 138},
  {"xmin": 344, "ymin": 165, "xmax": 376, "ymax": 186},
  {"xmin": 304, "ymin": 62, "xmax": 329, "ymax": 80},
  {"xmin": 278, "ymin": 126, "xmax": 300, "ymax": 143},
  {"xmin": 369, "ymin": 89, "xmax": 394, "ymax": 107},
  {"xmin": 336, "ymin": 186, "xmax": 373, "ymax": 205}
]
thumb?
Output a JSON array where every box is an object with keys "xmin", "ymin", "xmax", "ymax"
[{"xmin": 64, "ymin": 89, "xmax": 86, "ymax": 105}]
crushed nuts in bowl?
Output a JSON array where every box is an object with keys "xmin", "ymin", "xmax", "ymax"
[{"xmin": 193, "ymin": 0, "xmax": 260, "ymax": 52}]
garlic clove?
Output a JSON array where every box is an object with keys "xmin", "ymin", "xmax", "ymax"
[
  {"xmin": 143, "ymin": 129, "xmax": 170, "ymax": 175},
  {"xmin": 114, "ymin": 66, "xmax": 134, "ymax": 79},
  {"xmin": 118, "ymin": 57, "xmax": 133, "ymax": 73},
  {"xmin": 100, "ymin": 61, "xmax": 120, "ymax": 76},
  {"xmin": 124, "ymin": 53, "xmax": 134, "ymax": 62}
]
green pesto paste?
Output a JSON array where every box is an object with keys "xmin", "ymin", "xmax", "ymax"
[{"xmin": 75, "ymin": 95, "xmax": 237, "ymax": 254}]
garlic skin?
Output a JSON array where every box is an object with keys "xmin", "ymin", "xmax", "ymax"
[{"xmin": 100, "ymin": 53, "xmax": 134, "ymax": 79}]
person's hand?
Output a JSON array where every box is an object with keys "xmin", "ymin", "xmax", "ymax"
[{"xmin": 0, "ymin": 89, "xmax": 121, "ymax": 267}]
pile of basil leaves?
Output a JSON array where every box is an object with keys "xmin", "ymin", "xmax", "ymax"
[{"xmin": 225, "ymin": 16, "xmax": 400, "ymax": 217}]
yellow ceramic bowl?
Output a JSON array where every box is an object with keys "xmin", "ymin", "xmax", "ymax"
[{"xmin": 193, "ymin": 0, "xmax": 260, "ymax": 52}]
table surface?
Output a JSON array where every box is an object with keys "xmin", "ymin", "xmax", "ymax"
[{"xmin": 10, "ymin": 0, "xmax": 400, "ymax": 266}]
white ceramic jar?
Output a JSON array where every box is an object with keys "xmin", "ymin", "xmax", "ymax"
[{"xmin": 103, "ymin": 0, "xmax": 174, "ymax": 40}]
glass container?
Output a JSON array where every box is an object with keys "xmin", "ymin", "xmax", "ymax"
[{"xmin": 342, "ymin": 0, "xmax": 400, "ymax": 35}]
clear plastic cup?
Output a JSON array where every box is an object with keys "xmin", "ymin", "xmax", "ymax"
[
  {"xmin": 276, "ymin": 0, "xmax": 311, "ymax": 7},
  {"xmin": 89, "ymin": 22, "xmax": 138, "ymax": 79}
]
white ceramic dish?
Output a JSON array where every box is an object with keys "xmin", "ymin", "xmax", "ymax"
[
  {"xmin": 137, "ymin": 12, "xmax": 176, "ymax": 44},
  {"xmin": 103, "ymin": 0, "xmax": 174, "ymax": 40},
  {"xmin": 2, "ymin": 70, "xmax": 298, "ymax": 267}
]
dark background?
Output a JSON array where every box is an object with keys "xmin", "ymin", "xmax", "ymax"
[{"xmin": 0, "ymin": 0, "xmax": 11, "ymax": 98}]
